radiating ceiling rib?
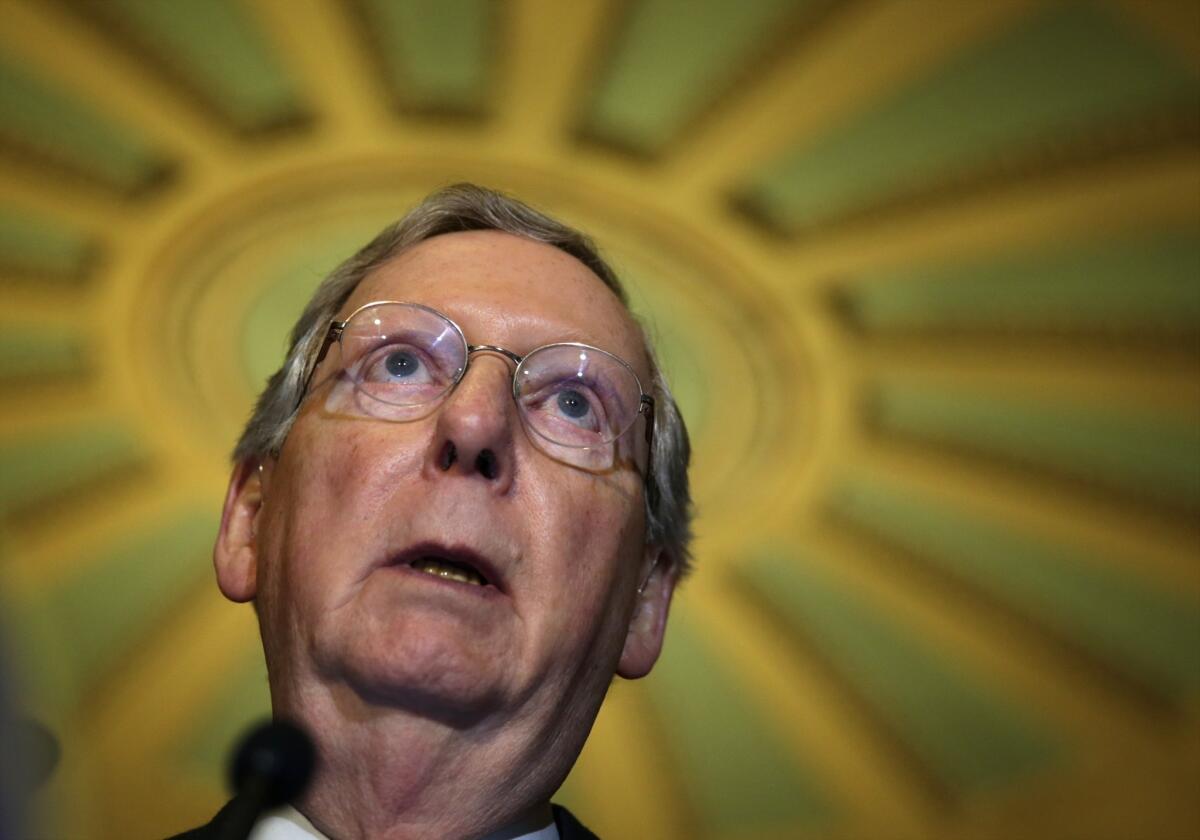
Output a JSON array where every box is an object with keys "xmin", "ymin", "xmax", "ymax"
[
  {"xmin": 0, "ymin": 325, "xmax": 84, "ymax": 382},
  {"xmin": 25, "ymin": 506, "xmax": 217, "ymax": 713},
  {"xmin": 0, "ymin": 389, "xmax": 103, "ymax": 440},
  {"xmin": 1113, "ymin": 0, "xmax": 1200, "ymax": 73},
  {"xmin": 9, "ymin": 472, "xmax": 214, "ymax": 593},
  {"xmin": 742, "ymin": 551, "xmax": 1059, "ymax": 802},
  {"xmin": 734, "ymin": 0, "xmax": 1200, "ymax": 238},
  {"xmin": 0, "ymin": 283, "xmax": 93, "ymax": 324},
  {"xmin": 867, "ymin": 379, "xmax": 1200, "ymax": 514},
  {"xmin": 0, "ymin": 208, "xmax": 93, "ymax": 281},
  {"xmin": 579, "ymin": 0, "xmax": 803, "ymax": 159},
  {"xmin": 686, "ymin": 568, "xmax": 934, "ymax": 834},
  {"xmin": 63, "ymin": 0, "xmax": 308, "ymax": 137},
  {"xmin": 350, "ymin": 0, "xmax": 491, "ymax": 117},
  {"xmin": 496, "ymin": 0, "xmax": 610, "ymax": 151},
  {"xmin": 843, "ymin": 323, "xmax": 1200, "ymax": 376},
  {"xmin": 837, "ymin": 228, "xmax": 1200, "ymax": 338},
  {"xmin": 0, "ymin": 60, "xmax": 167, "ymax": 198},
  {"xmin": 774, "ymin": 148, "xmax": 1200, "ymax": 283},
  {"xmin": 0, "ymin": 421, "xmax": 151, "ymax": 554},
  {"xmin": 829, "ymin": 474, "xmax": 1200, "ymax": 705},
  {"xmin": 171, "ymin": 650, "xmax": 269, "ymax": 787},
  {"xmin": 561, "ymin": 684, "xmax": 693, "ymax": 839},
  {"xmin": 83, "ymin": 589, "xmax": 260, "ymax": 839},
  {"xmin": 660, "ymin": 0, "xmax": 1034, "ymax": 199},
  {"xmin": 852, "ymin": 340, "xmax": 1199, "ymax": 416},
  {"xmin": 847, "ymin": 437, "xmax": 1200, "ymax": 600},
  {"xmin": 3, "ymin": 0, "xmax": 227, "ymax": 170},
  {"xmin": 244, "ymin": 0, "xmax": 392, "ymax": 137},
  {"xmin": 804, "ymin": 521, "xmax": 1173, "ymax": 749},
  {"xmin": 0, "ymin": 157, "xmax": 140, "ymax": 236},
  {"xmin": 645, "ymin": 606, "xmax": 834, "ymax": 834}
]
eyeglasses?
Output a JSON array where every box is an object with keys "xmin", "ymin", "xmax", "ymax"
[{"xmin": 298, "ymin": 301, "xmax": 655, "ymax": 461}]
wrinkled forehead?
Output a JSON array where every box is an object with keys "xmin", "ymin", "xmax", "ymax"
[{"xmin": 341, "ymin": 231, "xmax": 652, "ymax": 382}]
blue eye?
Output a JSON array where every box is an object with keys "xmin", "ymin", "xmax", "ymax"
[
  {"xmin": 384, "ymin": 350, "xmax": 422, "ymax": 379},
  {"xmin": 556, "ymin": 389, "xmax": 591, "ymax": 419}
]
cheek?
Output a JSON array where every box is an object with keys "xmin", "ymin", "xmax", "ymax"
[
  {"xmin": 262, "ymin": 421, "xmax": 425, "ymax": 608},
  {"xmin": 284, "ymin": 420, "xmax": 424, "ymax": 524},
  {"xmin": 532, "ymin": 478, "xmax": 646, "ymax": 627}
]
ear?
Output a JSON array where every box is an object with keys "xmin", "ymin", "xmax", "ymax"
[
  {"xmin": 213, "ymin": 459, "xmax": 269, "ymax": 603},
  {"xmin": 617, "ymin": 546, "xmax": 677, "ymax": 679}
]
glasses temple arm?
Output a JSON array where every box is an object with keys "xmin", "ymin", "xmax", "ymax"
[
  {"xmin": 640, "ymin": 395, "xmax": 655, "ymax": 446},
  {"xmin": 295, "ymin": 322, "xmax": 344, "ymax": 411}
]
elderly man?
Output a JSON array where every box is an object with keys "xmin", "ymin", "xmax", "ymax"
[{"xmin": 174, "ymin": 184, "xmax": 693, "ymax": 840}]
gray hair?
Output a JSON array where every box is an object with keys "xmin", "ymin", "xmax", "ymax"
[{"xmin": 234, "ymin": 183, "xmax": 693, "ymax": 577}]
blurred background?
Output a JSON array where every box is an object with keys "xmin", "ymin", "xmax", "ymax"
[{"xmin": 0, "ymin": 0, "xmax": 1197, "ymax": 837}]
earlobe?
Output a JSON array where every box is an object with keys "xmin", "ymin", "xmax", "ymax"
[
  {"xmin": 617, "ymin": 547, "xmax": 676, "ymax": 680},
  {"xmin": 213, "ymin": 459, "xmax": 269, "ymax": 603}
]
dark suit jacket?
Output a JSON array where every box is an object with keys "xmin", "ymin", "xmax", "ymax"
[{"xmin": 167, "ymin": 801, "xmax": 598, "ymax": 840}]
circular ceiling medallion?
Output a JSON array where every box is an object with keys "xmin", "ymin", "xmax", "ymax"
[{"xmin": 131, "ymin": 154, "xmax": 816, "ymax": 526}]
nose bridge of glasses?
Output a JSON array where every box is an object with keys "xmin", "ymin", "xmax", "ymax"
[
  {"xmin": 449, "ymin": 345, "xmax": 522, "ymax": 408},
  {"xmin": 466, "ymin": 344, "xmax": 522, "ymax": 367}
]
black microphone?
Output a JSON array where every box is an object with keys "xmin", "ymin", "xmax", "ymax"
[
  {"xmin": 14, "ymin": 717, "xmax": 60, "ymax": 789},
  {"xmin": 219, "ymin": 719, "xmax": 316, "ymax": 840},
  {"xmin": 1, "ymin": 717, "xmax": 60, "ymax": 840}
]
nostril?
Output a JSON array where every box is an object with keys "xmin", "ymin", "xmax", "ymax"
[
  {"xmin": 476, "ymin": 449, "xmax": 498, "ymax": 480},
  {"xmin": 438, "ymin": 441, "xmax": 457, "ymax": 471}
]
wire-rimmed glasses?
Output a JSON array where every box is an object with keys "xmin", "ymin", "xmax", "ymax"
[{"xmin": 299, "ymin": 301, "xmax": 655, "ymax": 460}]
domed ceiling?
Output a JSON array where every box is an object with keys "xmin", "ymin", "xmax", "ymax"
[{"xmin": 0, "ymin": 0, "xmax": 1197, "ymax": 837}]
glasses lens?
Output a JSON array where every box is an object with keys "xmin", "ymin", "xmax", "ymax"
[
  {"xmin": 337, "ymin": 303, "xmax": 466, "ymax": 412},
  {"xmin": 514, "ymin": 344, "xmax": 642, "ymax": 449}
]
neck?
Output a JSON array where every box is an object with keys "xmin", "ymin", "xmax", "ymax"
[{"xmin": 282, "ymin": 681, "xmax": 560, "ymax": 840}]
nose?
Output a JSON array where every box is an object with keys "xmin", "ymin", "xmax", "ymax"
[{"xmin": 425, "ymin": 354, "xmax": 516, "ymax": 490}]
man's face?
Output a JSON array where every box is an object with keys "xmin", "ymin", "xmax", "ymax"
[{"xmin": 217, "ymin": 231, "xmax": 672, "ymax": 755}]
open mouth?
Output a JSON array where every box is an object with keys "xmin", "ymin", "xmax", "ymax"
[
  {"xmin": 409, "ymin": 555, "xmax": 489, "ymax": 587},
  {"xmin": 389, "ymin": 543, "xmax": 499, "ymax": 590}
]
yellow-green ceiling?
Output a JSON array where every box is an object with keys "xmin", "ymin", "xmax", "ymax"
[{"xmin": 0, "ymin": 0, "xmax": 1197, "ymax": 838}]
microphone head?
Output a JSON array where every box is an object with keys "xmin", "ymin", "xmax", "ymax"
[
  {"xmin": 15, "ymin": 717, "xmax": 60, "ymax": 789},
  {"xmin": 228, "ymin": 719, "xmax": 316, "ymax": 807}
]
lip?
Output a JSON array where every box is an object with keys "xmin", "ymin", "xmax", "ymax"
[{"xmin": 383, "ymin": 541, "xmax": 508, "ymax": 596}]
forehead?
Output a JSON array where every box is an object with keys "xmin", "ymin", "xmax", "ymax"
[{"xmin": 344, "ymin": 230, "xmax": 649, "ymax": 378}]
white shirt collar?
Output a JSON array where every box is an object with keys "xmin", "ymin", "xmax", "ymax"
[
  {"xmin": 249, "ymin": 806, "xmax": 322, "ymax": 840},
  {"xmin": 249, "ymin": 804, "xmax": 560, "ymax": 840}
]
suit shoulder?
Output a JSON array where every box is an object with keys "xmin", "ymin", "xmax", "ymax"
[
  {"xmin": 162, "ymin": 800, "xmax": 233, "ymax": 840},
  {"xmin": 552, "ymin": 803, "xmax": 600, "ymax": 840}
]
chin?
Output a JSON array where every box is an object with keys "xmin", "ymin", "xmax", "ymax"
[{"xmin": 325, "ymin": 622, "xmax": 510, "ymax": 724}]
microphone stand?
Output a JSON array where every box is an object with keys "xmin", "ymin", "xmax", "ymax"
[{"xmin": 218, "ymin": 719, "xmax": 315, "ymax": 840}]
